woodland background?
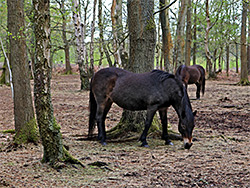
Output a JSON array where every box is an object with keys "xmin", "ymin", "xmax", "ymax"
[{"xmin": 0, "ymin": 0, "xmax": 250, "ymax": 187}]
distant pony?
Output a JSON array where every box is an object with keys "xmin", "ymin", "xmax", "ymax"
[{"xmin": 175, "ymin": 65, "xmax": 206, "ymax": 99}]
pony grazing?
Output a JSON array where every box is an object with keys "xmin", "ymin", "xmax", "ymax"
[
  {"xmin": 88, "ymin": 67, "xmax": 196, "ymax": 149},
  {"xmin": 175, "ymin": 65, "xmax": 205, "ymax": 99}
]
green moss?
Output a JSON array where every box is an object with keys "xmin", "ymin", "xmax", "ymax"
[
  {"xmin": 238, "ymin": 79, "xmax": 250, "ymax": 86},
  {"xmin": 2, "ymin": 129, "xmax": 15, "ymax": 134},
  {"xmin": 14, "ymin": 118, "xmax": 39, "ymax": 144},
  {"xmin": 145, "ymin": 17, "xmax": 156, "ymax": 31}
]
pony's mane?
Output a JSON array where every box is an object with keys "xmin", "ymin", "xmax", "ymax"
[{"xmin": 151, "ymin": 69, "xmax": 175, "ymax": 82}]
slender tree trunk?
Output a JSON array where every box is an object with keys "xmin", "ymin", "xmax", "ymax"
[
  {"xmin": 192, "ymin": 0, "xmax": 197, "ymax": 65},
  {"xmin": 7, "ymin": 0, "xmax": 39, "ymax": 144},
  {"xmin": 236, "ymin": 42, "xmax": 239, "ymax": 73},
  {"xmin": 248, "ymin": 2, "xmax": 250, "ymax": 74},
  {"xmin": 175, "ymin": 0, "xmax": 187, "ymax": 69},
  {"xmin": 89, "ymin": 0, "xmax": 97, "ymax": 75},
  {"xmin": 204, "ymin": 0, "xmax": 215, "ymax": 78},
  {"xmin": 98, "ymin": 0, "xmax": 104, "ymax": 68},
  {"xmin": 72, "ymin": 0, "xmax": 89, "ymax": 90},
  {"xmin": 60, "ymin": 0, "xmax": 72, "ymax": 74},
  {"xmin": 111, "ymin": 0, "xmax": 122, "ymax": 66},
  {"xmin": 160, "ymin": 0, "xmax": 173, "ymax": 72},
  {"xmin": 240, "ymin": 0, "xmax": 249, "ymax": 84},
  {"xmin": 226, "ymin": 45, "xmax": 229, "ymax": 76},
  {"xmin": 185, "ymin": 0, "xmax": 192, "ymax": 66}
]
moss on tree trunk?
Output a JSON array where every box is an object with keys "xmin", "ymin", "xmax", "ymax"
[{"xmin": 14, "ymin": 118, "xmax": 39, "ymax": 144}]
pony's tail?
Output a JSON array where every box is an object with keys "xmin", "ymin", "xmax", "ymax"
[{"xmin": 88, "ymin": 84, "xmax": 97, "ymax": 139}]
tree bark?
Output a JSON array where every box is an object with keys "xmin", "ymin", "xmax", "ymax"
[
  {"xmin": 33, "ymin": 0, "xmax": 82, "ymax": 166},
  {"xmin": 98, "ymin": 0, "xmax": 104, "ymax": 68},
  {"xmin": 175, "ymin": 0, "xmax": 187, "ymax": 69},
  {"xmin": 89, "ymin": 0, "xmax": 97, "ymax": 75},
  {"xmin": 109, "ymin": 0, "xmax": 158, "ymax": 138},
  {"xmin": 72, "ymin": 0, "xmax": 89, "ymax": 90},
  {"xmin": 185, "ymin": 0, "xmax": 192, "ymax": 66},
  {"xmin": 111, "ymin": 0, "xmax": 122, "ymax": 66},
  {"xmin": 60, "ymin": 0, "xmax": 72, "ymax": 74},
  {"xmin": 240, "ymin": 0, "xmax": 249, "ymax": 85},
  {"xmin": 226, "ymin": 45, "xmax": 229, "ymax": 76},
  {"xmin": 160, "ymin": 0, "xmax": 173, "ymax": 72},
  {"xmin": 7, "ymin": 0, "xmax": 39, "ymax": 144},
  {"xmin": 192, "ymin": 0, "xmax": 197, "ymax": 65}
]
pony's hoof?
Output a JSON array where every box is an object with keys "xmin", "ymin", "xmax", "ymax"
[
  {"xmin": 101, "ymin": 142, "xmax": 107, "ymax": 146},
  {"xmin": 141, "ymin": 144, "xmax": 149, "ymax": 148},
  {"xmin": 165, "ymin": 141, "xmax": 174, "ymax": 146}
]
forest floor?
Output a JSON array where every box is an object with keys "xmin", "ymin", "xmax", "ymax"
[{"xmin": 0, "ymin": 69, "xmax": 250, "ymax": 187}]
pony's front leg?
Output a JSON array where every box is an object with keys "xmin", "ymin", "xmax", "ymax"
[
  {"xmin": 139, "ymin": 108, "xmax": 157, "ymax": 147},
  {"xmin": 159, "ymin": 108, "xmax": 173, "ymax": 146}
]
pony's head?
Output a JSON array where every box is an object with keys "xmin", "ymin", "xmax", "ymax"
[{"xmin": 176, "ymin": 86, "xmax": 196, "ymax": 149}]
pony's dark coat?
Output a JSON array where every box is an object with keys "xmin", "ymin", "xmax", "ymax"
[
  {"xmin": 89, "ymin": 67, "xmax": 196, "ymax": 149},
  {"xmin": 175, "ymin": 65, "xmax": 206, "ymax": 99}
]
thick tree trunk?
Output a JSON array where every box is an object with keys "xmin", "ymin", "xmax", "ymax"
[
  {"xmin": 109, "ymin": 0, "xmax": 158, "ymax": 139},
  {"xmin": 7, "ymin": 0, "xmax": 38, "ymax": 144},
  {"xmin": 240, "ymin": 0, "xmax": 249, "ymax": 85}
]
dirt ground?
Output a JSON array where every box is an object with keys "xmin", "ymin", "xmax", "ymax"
[{"xmin": 0, "ymin": 70, "xmax": 250, "ymax": 187}]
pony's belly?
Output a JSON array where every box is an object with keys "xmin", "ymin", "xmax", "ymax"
[{"xmin": 113, "ymin": 98, "xmax": 147, "ymax": 111}]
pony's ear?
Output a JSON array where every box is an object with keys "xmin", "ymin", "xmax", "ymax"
[{"xmin": 193, "ymin": 110, "xmax": 197, "ymax": 116}]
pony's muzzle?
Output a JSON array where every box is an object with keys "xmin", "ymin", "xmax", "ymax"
[{"xmin": 183, "ymin": 137, "xmax": 193, "ymax": 149}]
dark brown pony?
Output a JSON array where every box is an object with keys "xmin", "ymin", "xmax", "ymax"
[
  {"xmin": 88, "ymin": 67, "xmax": 196, "ymax": 149},
  {"xmin": 175, "ymin": 65, "xmax": 205, "ymax": 99}
]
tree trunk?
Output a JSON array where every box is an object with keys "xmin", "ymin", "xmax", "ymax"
[
  {"xmin": 185, "ymin": 0, "xmax": 192, "ymax": 66},
  {"xmin": 32, "ymin": 0, "xmax": 82, "ymax": 166},
  {"xmin": 240, "ymin": 0, "xmax": 249, "ymax": 85},
  {"xmin": 60, "ymin": 0, "xmax": 72, "ymax": 74},
  {"xmin": 175, "ymin": 0, "xmax": 187, "ymax": 69},
  {"xmin": 235, "ymin": 42, "xmax": 239, "ymax": 73},
  {"xmin": 98, "ymin": 0, "xmax": 104, "ymax": 68},
  {"xmin": 0, "ymin": 38, "xmax": 10, "ymax": 85},
  {"xmin": 226, "ymin": 45, "xmax": 229, "ymax": 76},
  {"xmin": 192, "ymin": 0, "xmax": 197, "ymax": 65},
  {"xmin": 111, "ymin": 0, "xmax": 122, "ymax": 66},
  {"xmin": 109, "ymin": 0, "xmax": 158, "ymax": 138},
  {"xmin": 7, "ymin": 0, "xmax": 39, "ymax": 144},
  {"xmin": 160, "ymin": 0, "xmax": 173, "ymax": 72},
  {"xmin": 204, "ymin": 0, "xmax": 216, "ymax": 78},
  {"xmin": 72, "ymin": 0, "xmax": 89, "ymax": 90},
  {"xmin": 89, "ymin": 0, "xmax": 97, "ymax": 75}
]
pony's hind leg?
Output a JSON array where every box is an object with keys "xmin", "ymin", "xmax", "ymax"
[
  {"xmin": 96, "ymin": 99, "xmax": 113, "ymax": 146},
  {"xmin": 159, "ymin": 108, "xmax": 173, "ymax": 146},
  {"xmin": 195, "ymin": 83, "xmax": 201, "ymax": 99}
]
